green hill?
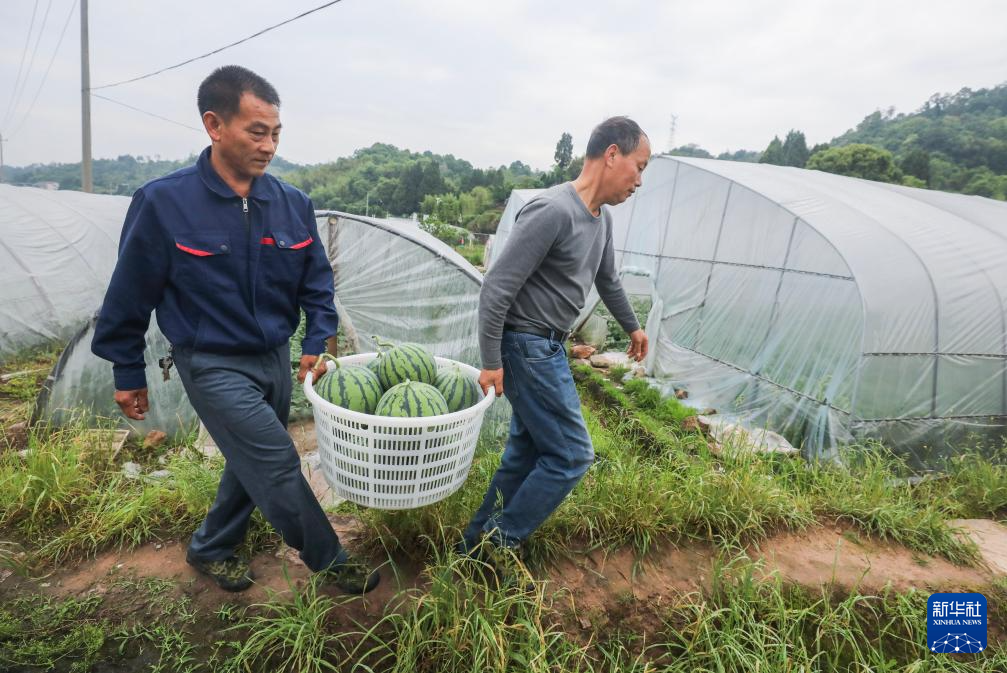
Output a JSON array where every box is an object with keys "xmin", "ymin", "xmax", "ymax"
[
  {"xmin": 673, "ymin": 82, "xmax": 1007, "ymax": 200},
  {"xmin": 831, "ymin": 83, "xmax": 1007, "ymax": 197}
]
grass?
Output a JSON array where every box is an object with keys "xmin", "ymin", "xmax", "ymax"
[
  {"xmin": 223, "ymin": 574, "xmax": 364, "ymax": 673},
  {"xmin": 0, "ymin": 593, "xmax": 107, "ymax": 671},
  {"xmin": 636, "ymin": 557, "xmax": 1007, "ymax": 672},
  {"xmin": 1, "ymin": 537, "xmax": 1004, "ymax": 672},
  {"xmin": 356, "ymin": 550, "xmax": 587, "ymax": 673},
  {"xmin": 2, "ymin": 343, "xmax": 1007, "ymax": 671},
  {"xmin": 353, "ymin": 371, "xmax": 979, "ymax": 566},
  {"xmin": 454, "ymin": 242, "xmax": 486, "ymax": 267},
  {"xmin": 0, "ymin": 416, "xmax": 277, "ymax": 565},
  {"xmin": 0, "ymin": 341, "xmax": 63, "ymax": 428},
  {"xmin": 154, "ymin": 552, "xmax": 1007, "ymax": 672},
  {"xmin": 920, "ymin": 448, "xmax": 1007, "ymax": 520}
]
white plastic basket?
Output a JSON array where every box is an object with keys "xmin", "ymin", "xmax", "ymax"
[{"xmin": 303, "ymin": 353, "xmax": 495, "ymax": 510}]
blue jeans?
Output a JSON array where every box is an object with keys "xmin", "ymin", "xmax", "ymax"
[
  {"xmin": 173, "ymin": 345, "xmax": 347, "ymax": 572},
  {"xmin": 462, "ymin": 330, "xmax": 594, "ymax": 547}
]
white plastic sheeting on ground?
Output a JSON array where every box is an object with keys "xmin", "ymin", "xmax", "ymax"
[
  {"xmin": 572, "ymin": 156, "xmax": 1007, "ymax": 466},
  {"xmin": 0, "ymin": 185, "xmax": 129, "ymax": 360}
]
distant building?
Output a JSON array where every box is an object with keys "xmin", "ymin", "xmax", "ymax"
[{"xmin": 32, "ymin": 181, "xmax": 59, "ymax": 191}]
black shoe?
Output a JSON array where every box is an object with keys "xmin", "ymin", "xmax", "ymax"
[
  {"xmin": 322, "ymin": 557, "xmax": 380, "ymax": 594},
  {"xmin": 186, "ymin": 551, "xmax": 254, "ymax": 592}
]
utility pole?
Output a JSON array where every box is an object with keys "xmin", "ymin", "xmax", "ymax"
[
  {"xmin": 0, "ymin": 132, "xmax": 6, "ymax": 183},
  {"xmin": 668, "ymin": 114, "xmax": 678, "ymax": 154},
  {"xmin": 80, "ymin": 0, "xmax": 93, "ymax": 192}
]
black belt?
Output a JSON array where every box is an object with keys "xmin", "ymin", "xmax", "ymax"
[{"xmin": 505, "ymin": 324, "xmax": 572, "ymax": 342}]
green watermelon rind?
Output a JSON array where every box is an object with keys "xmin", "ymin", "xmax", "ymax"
[
  {"xmin": 375, "ymin": 380, "xmax": 449, "ymax": 418},
  {"xmin": 376, "ymin": 342, "xmax": 438, "ymax": 389},
  {"xmin": 435, "ymin": 366, "xmax": 482, "ymax": 412},
  {"xmin": 314, "ymin": 356, "xmax": 383, "ymax": 414},
  {"xmin": 309, "ymin": 353, "xmax": 491, "ymax": 421}
]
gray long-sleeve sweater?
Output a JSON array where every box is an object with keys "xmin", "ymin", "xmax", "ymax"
[{"xmin": 479, "ymin": 182, "xmax": 640, "ymax": 369}]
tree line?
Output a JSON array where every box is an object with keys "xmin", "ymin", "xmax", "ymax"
[
  {"xmin": 4, "ymin": 82, "xmax": 1003, "ymax": 241},
  {"xmin": 671, "ymin": 83, "xmax": 1007, "ymax": 200}
]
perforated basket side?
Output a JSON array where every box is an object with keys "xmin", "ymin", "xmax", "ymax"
[{"xmin": 304, "ymin": 353, "xmax": 494, "ymax": 510}]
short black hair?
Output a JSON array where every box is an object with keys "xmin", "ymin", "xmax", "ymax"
[
  {"xmin": 585, "ymin": 116, "xmax": 647, "ymax": 159},
  {"xmin": 197, "ymin": 65, "xmax": 280, "ymax": 119}
]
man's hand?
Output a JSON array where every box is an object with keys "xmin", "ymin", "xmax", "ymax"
[
  {"xmin": 626, "ymin": 329, "xmax": 649, "ymax": 362},
  {"xmin": 298, "ymin": 354, "xmax": 328, "ymax": 383},
  {"xmin": 114, "ymin": 388, "xmax": 149, "ymax": 420},
  {"xmin": 479, "ymin": 368, "xmax": 504, "ymax": 397}
]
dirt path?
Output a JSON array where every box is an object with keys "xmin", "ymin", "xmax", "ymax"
[{"xmin": 17, "ymin": 517, "xmax": 1002, "ymax": 631}]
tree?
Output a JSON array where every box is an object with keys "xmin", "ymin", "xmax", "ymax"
[
  {"xmin": 716, "ymin": 149, "xmax": 761, "ymax": 163},
  {"xmin": 805, "ymin": 144, "xmax": 902, "ymax": 183},
  {"xmin": 781, "ymin": 130, "xmax": 810, "ymax": 167},
  {"xmin": 554, "ymin": 132, "xmax": 573, "ymax": 170},
  {"xmin": 759, "ymin": 136, "xmax": 785, "ymax": 165},
  {"xmin": 419, "ymin": 160, "xmax": 446, "ymax": 196},
  {"xmin": 899, "ymin": 148, "xmax": 931, "ymax": 185},
  {"xmin": 963, "ymin": 168, "xmax": 1006, "ymax": 199},
  {"xmin": 670, "ymin": 144, "xmax": 713, "ymax": 158},
  {"xmin": 809, "ymin": 143, "xmax": 830, "ymax": 158},
  {"xmin": 508, "ymin": 160, "xmax": 533, "ymax": 176},
  {"xmin": 566, "ymin": 156, "xmax": 584, "ymax": 180}
]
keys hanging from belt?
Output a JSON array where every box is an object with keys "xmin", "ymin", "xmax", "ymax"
[{"xmin": 158, "ymin": 348, "xmax": 174, "ymax": 382}]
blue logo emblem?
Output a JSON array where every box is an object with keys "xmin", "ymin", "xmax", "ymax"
[{"xmin": 928, "ymin": 593, "xmax": 987, "ymax": 654}]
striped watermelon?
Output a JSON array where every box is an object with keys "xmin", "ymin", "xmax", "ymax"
[
  {"xmin": 372, "ymin": 339, "xmax": 438, "ymax": 389},
  {"xmin": 436, "ymin": 365, "xmax": 481, "ymax": 412},
  {"xmin": 375, "ymin": 380, "xmax": 449, "ymax": 418},
  {"xmin": 366, "ymin": 352, "xmax": 384, "ymax": 382},
  {"xmin": 314, "ymin": 354, "xmax": 383, "ymax": 414}
]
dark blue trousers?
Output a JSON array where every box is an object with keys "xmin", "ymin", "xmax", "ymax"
[{"xmin": 173, "ymin": 345, "xmax": 347, "ymax": 571}]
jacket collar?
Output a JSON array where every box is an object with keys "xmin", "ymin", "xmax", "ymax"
[{"xmin": 197, "ymin": 146, "xmax": 273, "ymax": 201}]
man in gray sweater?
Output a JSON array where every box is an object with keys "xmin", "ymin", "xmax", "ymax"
[{"xmin": 459, "ymin": 116, "xmax": 650, "ymax": 572}]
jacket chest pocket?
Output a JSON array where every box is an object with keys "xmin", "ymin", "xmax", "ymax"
[
  {"xmin": 173, "ymin": 234, "xmax": 233, "ymax": 289},
  {"xmin": 260, "ymin": 228, "xmax": 313, "ymax": 289}
]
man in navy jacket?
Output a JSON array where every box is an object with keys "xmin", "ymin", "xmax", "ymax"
[{"xmin": 92, "ymin": 66, "xmax": 378, "ymax": 594}]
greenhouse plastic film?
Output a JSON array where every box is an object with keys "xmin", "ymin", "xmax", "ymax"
[
  {"xmin": 321, "ymin": 212, "xmax": 510, "ymax": 436},
  {"xmin": 32, "ymin": 209, "xmax": 506, "ymax": 439},
  {"xmin": 0, "ymin": 185, "xmax": 129, "ymax": 360},
  {"xmin": 569, "ymin": 156, "xmax": 1007, "ymax": 466}
]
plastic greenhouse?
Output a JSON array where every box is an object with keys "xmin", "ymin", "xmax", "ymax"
[
  {"xmin": 0, "ymin": 184, "xmax": 130, "ymax": 360},
  {"xmin": 321, "ymin": 212, "xmax": 483, "ymax": 365},
  {"xmin": 483, "ymin": 189, "xmax": 540, "ymax": 270},
  {"xmin": 491, "ymin": 157, "xmax": 1007, "ymax": 466},
  {"xmin": 319, "ymin": 212, "xmax": 510, "ymax": 435},
  {"xmin": 11, "ymin": 195, "xmax": 503, "ymax": 438}
]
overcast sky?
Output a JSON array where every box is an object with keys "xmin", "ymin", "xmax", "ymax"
[{"xmin": 1, "ymin": 0, "xmax": 1005, "ymax": 171}]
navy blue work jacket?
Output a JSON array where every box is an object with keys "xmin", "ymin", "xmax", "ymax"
[{"xmin": 92, "ymin": 147, "xmax": 339, "ymax": 390}]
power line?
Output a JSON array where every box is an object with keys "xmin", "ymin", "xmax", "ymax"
[
  {"xmin": 91, "ymin": 0, "xmax": 346, "ymax": 91},
  {"xmin": 10, "ymin": 0, "xmax": 77, "ymax": 138},
  {"xmin": 10, "ymin": 0, "xmax": 55, "ymax": 127},
  {"xmin": 2, "ymin": 0, "xmax": 41, "ymax": 129},
  {"xmin": 91, "ymin": 92, "xmax": 204, "ymax": 133}
]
